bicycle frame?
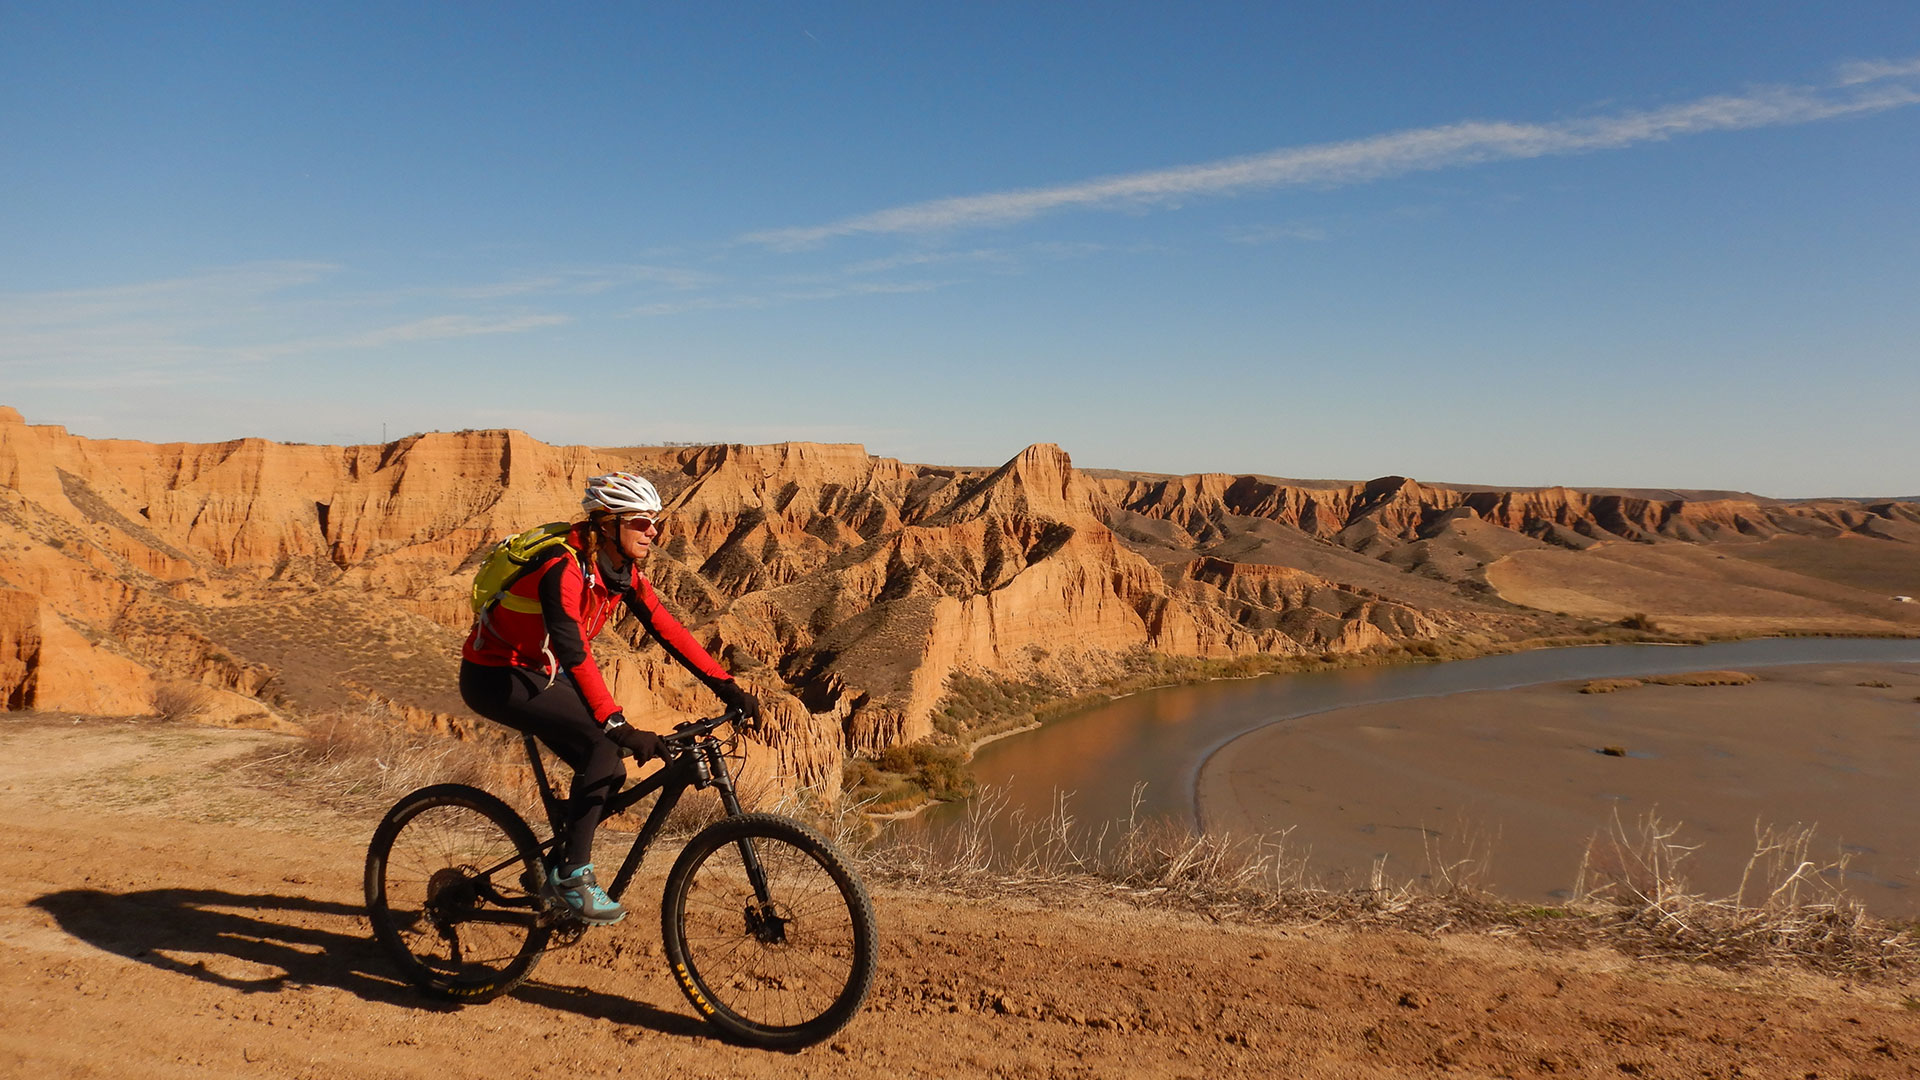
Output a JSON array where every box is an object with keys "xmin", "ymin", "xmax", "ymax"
[{"xmin": 519, "ymin": 717, "xmax": 770, "ymax": 906}]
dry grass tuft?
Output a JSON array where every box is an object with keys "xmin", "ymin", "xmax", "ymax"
[
  {"xmin": 151, "ymin": 680, "xmax": 222, "ymax": 723},
  {"xmin": 1581, "ymin": 671, "xmax": 1755, "ymax": 694},
  {"xmin": 1645, "ymin": 670, "xmax": 1756, "ymax": 687},
  {"xmin": 249, "ymin": 698, "xmax": 527, "ymax": 816},
  {"xmin": 815, "ymin": 790, "xmax": 1915, "ymax": 979},
  {"xmin": 1572, "ymin": 811, "xmax": 1904, "ymax": 974},
  {"xmin": 843, "ymin": 788, "xmax": 1507, "ymax": 932}
]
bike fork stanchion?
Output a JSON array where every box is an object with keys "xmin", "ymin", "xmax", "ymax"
[{"xmin": 704, "ymin": 746, "xmax": 778, "ymax": 910}]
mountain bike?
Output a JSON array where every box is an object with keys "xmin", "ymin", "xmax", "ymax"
[{"xmin": 363, "ymin": 709, "xmax": 876, "ymax": 1050}]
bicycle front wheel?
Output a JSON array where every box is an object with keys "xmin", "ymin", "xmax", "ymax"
[
  {"xmin": 661, "ymin": 813, "xmax": 877, "ymax": 1049},
  {"xmin": 365, "ymin": 783, "xmax": 552, "ymax": 1002}
]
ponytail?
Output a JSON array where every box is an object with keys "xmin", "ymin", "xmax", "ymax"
[{"xmin": 579, "ymin": 514, "xmax": 605, "ymax": 579}]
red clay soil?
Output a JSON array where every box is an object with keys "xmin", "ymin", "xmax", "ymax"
[{"xmin": 3, "ymin": 715, "xmax": 1916, "ymax": 1079}]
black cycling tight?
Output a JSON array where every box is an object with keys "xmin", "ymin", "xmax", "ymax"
[{"xmin": 458, "ymin": 660, "xmax": 622, "ymax": 869}]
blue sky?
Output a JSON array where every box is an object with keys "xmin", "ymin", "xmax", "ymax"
[{"xmin": 3, "ymin": 3, "xmax": 1917, "ymax": 496}]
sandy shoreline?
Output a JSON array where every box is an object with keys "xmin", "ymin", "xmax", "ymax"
[{"xmin": 1198, "ymin": 661, "xmax": 1920, "ymax": 917}]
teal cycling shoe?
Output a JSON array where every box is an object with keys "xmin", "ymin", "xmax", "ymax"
[{"xmin": 546, "ymin": 863, "xmax": 626, "ymax": 925}]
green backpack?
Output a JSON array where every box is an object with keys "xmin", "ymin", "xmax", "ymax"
[{"xmin": 469, "ymin": 522, "xmax": 576, "ymax": 616}]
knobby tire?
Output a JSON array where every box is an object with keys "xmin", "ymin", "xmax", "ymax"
[
  {"xmin": 661, "ymin": 813, "xmax": 877, "ymax": 1049},
  {"xmin": 365, "ymin": 783, "xmax": 552, "ymax": 1002}
]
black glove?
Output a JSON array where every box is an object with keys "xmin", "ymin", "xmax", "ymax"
[
  {"xmin": 603, "ymin": 714, "xmax": 668, "ymax": 761},
  {"xmin": 714, "ymin": 681, "xmax": 762, "ymax": 729}
]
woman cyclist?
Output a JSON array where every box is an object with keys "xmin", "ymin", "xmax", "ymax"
[{"xmin": 459, "ymin": 471, "xmax": 760, "ymax": 925}]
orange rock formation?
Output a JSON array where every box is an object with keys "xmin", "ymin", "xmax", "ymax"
[{"xmin": 4, "ymin": 405, "xmax": 1916, "ymax": 791}]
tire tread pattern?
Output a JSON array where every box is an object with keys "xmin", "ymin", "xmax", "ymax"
[
  {"xmin": 364, "ymin": 783, "xmax": 551, "ymax": 1003},
  {"xmin": 660, "ymin": 812, "xmax": 877, "ymax": 1049}
]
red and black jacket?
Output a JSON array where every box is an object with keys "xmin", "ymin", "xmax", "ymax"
[{"xmin": 461, "ymin": 522, "xmax": 734, "ymax": 722}]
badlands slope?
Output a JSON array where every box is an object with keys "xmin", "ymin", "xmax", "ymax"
[{"xmin": 3, "ymin": 405, "xmax": 1917, "ymax": 791}]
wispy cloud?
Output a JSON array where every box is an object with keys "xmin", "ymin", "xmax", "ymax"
[
  {"xmin": 426, "ymin": 264, "xmax": 720, "ymax": 300},
  {"xmin": 629, "ymin": 295, "xmax": 770, "ymax": 318},
  {"xmin": 0, "ymin": 261, "xmax": 338, "ymax": 331},
  {"xmin": 628, "ymin": 279, "xmax": 943, "ymax": 317},
  {"xmin": 780, "ymin": 281, "xmax": 942, "ymax": 301},
  {"xmin": 455, "ymin": 407, "xmax": 914, "ymax": 451},
  {"xmin": 840, "ymin": 248, "xmax": 1020, "ymax": 275},
  {"xmin": 0, "ymin": 262, "xmax": 336, "ymax": 373},
  {"xmin": 1224, "ymin": 222, "xmax": 1328, "ymax": 245},
  {"xmin": 318, "ymin": 313, "xmax": 571, "ymax": 349},
  {"xmin": 1836, "ymin": 57, "xmax": 1920, "ymax": 85},
  {"xmin": 743, "ymin": 57, "xmax": 1920, "ymax": 249},
  {"xmin": 0, "ymin": 260, "xmax": 575, "ymax": 374}
]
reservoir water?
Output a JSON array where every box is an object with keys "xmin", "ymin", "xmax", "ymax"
[{"xmin": 917, "ymin": 637, "xmax": 1920, "ymax": 834}]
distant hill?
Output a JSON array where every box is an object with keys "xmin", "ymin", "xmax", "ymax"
[{"xmin": 4, "ymin": 404, "xmax": 1917, "ymax": 793}]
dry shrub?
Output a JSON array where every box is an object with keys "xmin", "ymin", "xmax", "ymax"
[
  {"xmin": 1582, "ymin": 671, "xmax": 1756, "ymax": 694},
  {"xmin": 152, "ymin": 680, "xmax": 220, "ymax": 723},
  {"xmin": 832, "ymin": 789, "xmax": 1913, "ymax": 979},
  {"xmin": 1573, "ymin": 811, "xmax": 1906, "ymax": 974},
  {"xmin": 852, "ymin": 787, "xmax": 1500, "ymax": 930},
  {"xmin": 765, "ymin": 784, "xmax": 884, "ymax": 851},
  {"xmin": 1645, "ymin": 670, "xmax": 1756, "ymax": 687},
  {"xmin": 252, "ymin": 698, "xmax": 526, "ymax": 816}
]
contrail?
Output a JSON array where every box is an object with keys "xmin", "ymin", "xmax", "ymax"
[{"xmin": 743, "ymin": 58, "xmax": 1920, "ymax": 249}]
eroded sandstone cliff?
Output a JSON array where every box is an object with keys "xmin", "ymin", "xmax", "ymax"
[{"xmin": 4, "ymin": 404, "xmax": 1916, "ymax": 793}]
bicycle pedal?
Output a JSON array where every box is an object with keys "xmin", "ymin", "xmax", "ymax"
[{"xmin": 536, "ymin": 896, "xmax": 583, "ymax": 927}]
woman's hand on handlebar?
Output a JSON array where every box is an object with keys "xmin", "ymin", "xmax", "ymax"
[
  {"xmin": 603, "ymin": 714, "xmax": 670, "ymax": 761},
  {"xmin": 669, "ymin": 708, "xmax": 747, "ymax": 741},
  {"xmin": 714, "ymin": 681, "xmax": 762, "ymax": 731}
]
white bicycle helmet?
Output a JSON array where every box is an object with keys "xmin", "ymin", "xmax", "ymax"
[{"xmin": 581, "ymin": 471, "xmax": 663, "ymax": 515}]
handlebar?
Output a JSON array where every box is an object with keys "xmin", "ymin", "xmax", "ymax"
[{"xmin": 663, "ymin": 707, "xmax": 746, "ymax": 747}]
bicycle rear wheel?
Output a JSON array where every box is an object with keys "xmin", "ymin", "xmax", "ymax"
[
  {"xmin": 365, "ymin": 783, "xmax": 552, "ymax": 1002},
  {"xmin": 661, "ymin": 813, "xmax": 877, "ymax": 1049}
]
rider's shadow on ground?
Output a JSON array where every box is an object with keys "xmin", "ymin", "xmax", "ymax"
[{"xmin": 30, "ymin": 887, "xmax": 707, "ymax": 1038}]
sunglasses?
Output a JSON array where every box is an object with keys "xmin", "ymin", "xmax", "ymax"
[{"xmin": 618, "ymin": 515, "xmax": 662, "ymax": 533}]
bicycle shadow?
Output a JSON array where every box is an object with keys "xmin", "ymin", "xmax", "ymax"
[{"xmin": 30, "ymin": 887, "xmax": 706, "ymax": 1037}]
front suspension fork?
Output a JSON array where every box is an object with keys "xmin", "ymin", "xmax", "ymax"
[{"xmin": 705, "ymin": 744, "xmax": 778, "ymax": 914}]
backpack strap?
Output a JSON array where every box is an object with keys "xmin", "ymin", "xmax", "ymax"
[
  {"xmin": 484, "ymin": 542, "xmax": 575, "ymax": 615},
  {"xmin": 475, "ymin": 544, "xmax": 575, "ymax": 691},
  {"xmin": 495, "ymin": 590, "xmax": 546, "ymax": 615},
  {"xmin": 474, "ymin": 543, "xmax": 576, "ymax": 660}
]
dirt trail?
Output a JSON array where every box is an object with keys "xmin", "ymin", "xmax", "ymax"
[{"xmin": 2, "ymin": 716, "xmax": 1916, "ymax": 1079}]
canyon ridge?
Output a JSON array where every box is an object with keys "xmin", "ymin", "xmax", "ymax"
[{"xmin": 4, "ymin": 404, "xmax": 1917, "ymax": 795}]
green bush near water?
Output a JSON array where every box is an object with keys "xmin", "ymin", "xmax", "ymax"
[
  {"xmin": 933, "ymin": 672, "xmax": 1055, "ymax": 739},
  {"xmin": 845, "ymin": 671, "xmax": 1056, "ymax": 812},
  {"xmin": 843, "ymin": 741, "xmax": 975, "ymax": 812}
]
